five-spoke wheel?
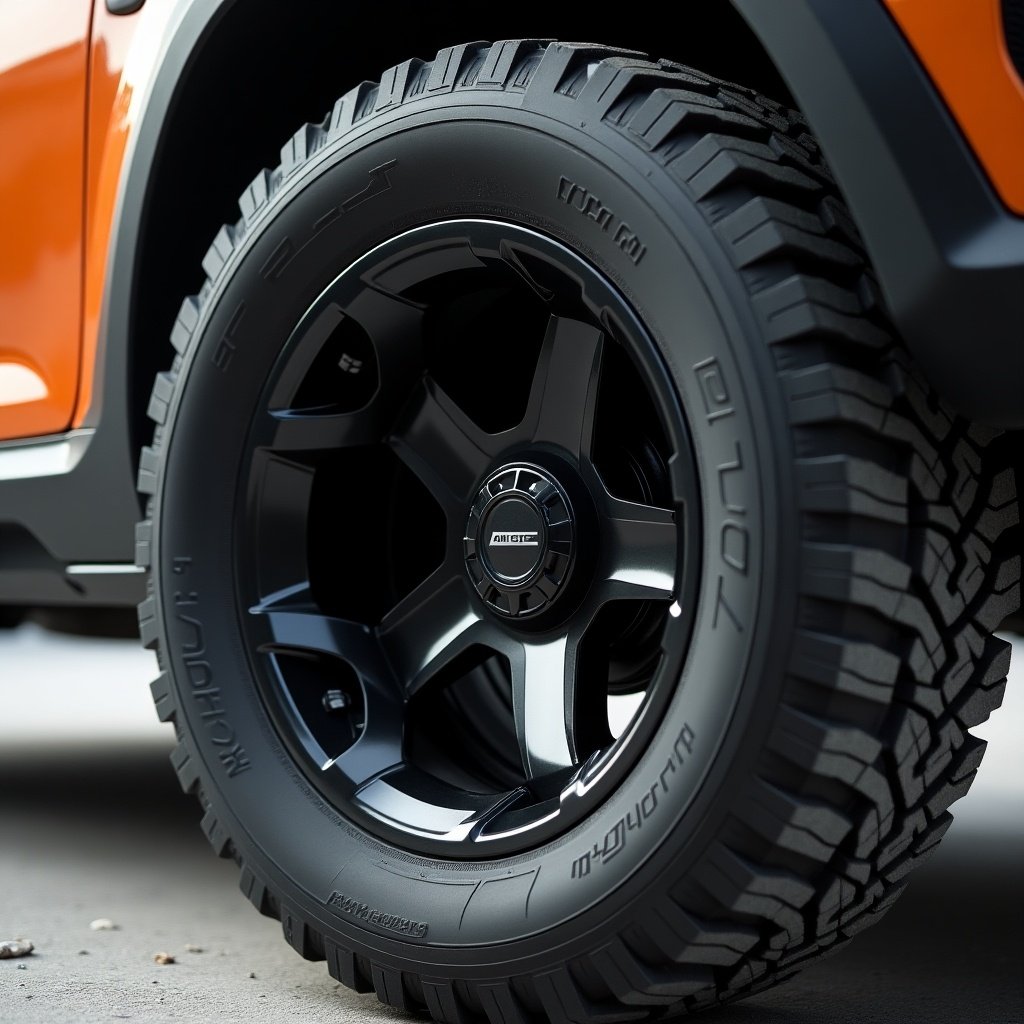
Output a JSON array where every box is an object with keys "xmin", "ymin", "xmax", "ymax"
[{"xmin": 239, "ymin": 220, "xmax": 698, "ymax": 853}]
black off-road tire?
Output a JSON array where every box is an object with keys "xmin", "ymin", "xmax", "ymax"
[{"xmin": 137, "ymin": 41, "xmax": 1020, "ymax": 1017}]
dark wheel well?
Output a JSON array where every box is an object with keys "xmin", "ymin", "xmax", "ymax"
[{"xmin": 128, "ymin": 0, "xmax": 790, "ymax": 451}]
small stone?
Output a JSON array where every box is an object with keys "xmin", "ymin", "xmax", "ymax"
[
  {"xmin": 0, "ymin": 939, "xmax": 34, "ymax": 959},
  {"xmin": 153, "ymin": 952, "xmax": 176, "ymax": 965},
  {"xmin": 17, "ymin": 963, "xmax": 27, "ymax": 970},
  {"xmin": 248, "ymin": 972, "xmax": 256, "ymax": 979},
  {"xmin": 78, "ymin": 950, "xmax": 89, "ymax": 955},
  {"xmin": 89, "ymin": 919, "xmax": 118, "ymax": 931},
  {"xmin": 184, "ymin": 944, "xmax": 203, "ymax": 954}
]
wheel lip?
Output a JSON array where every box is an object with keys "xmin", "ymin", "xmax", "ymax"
[{"xmin": 235, "ymin": 217, "xmax": 702, "ymax": 858}]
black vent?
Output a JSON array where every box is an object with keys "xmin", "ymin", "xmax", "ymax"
[{"xmin": 1005, "ymin": 0, "xmax": 1024, "ymax": 81}]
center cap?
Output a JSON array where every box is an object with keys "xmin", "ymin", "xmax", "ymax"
[
  {"xmin": 481, "ymin": 497, "xmax": 545, "ymax": 583},
  {"xmin": 465, "ymin": 465, "xmax": 575, "ymax": 619}
]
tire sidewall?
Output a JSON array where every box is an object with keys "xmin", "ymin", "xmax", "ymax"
[{"xmin": 154, "ymin": 97, "xmax": 796, "ymax": 971}]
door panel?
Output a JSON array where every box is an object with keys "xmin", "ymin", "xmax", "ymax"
[{"xmin": 0, "ymin": 1, "xmax": 91, "ymax": 440}]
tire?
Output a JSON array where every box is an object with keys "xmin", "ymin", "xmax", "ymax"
[{"xmin": 137, "ymin": 42, "xmax": 1020, "ymax": 1017}]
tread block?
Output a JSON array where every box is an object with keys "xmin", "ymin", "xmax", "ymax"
[
  {"xmin": 136, "ymin": 445, "xmax": 160, "ymax": 496},
  {"xmin": 146, "ymin": 371, "xmax": 175, "ymax": 425},
  {"xmin": 148, "ymin": 672, "xmax": 175, "ymax": 723},
  {"xmin": 371, "ymin": 965, "xmax": 412, "ymax": 1012},
  {"xmin": 201, "ymin": 224, "xmax": 235, "ymax": 281},
  {"xmin": 421, "ymin": 977, "xmax": 472, "ymax": 1024},
  {"xmin": 424, "ymin": 43, "xmax": 486, "ymax": 94},
  {"xmin": 720, "ymin": 197, "xmax": 860, "ymax": 271},
  {"xmin": 280, "ymin": 123, "xmax": 323, "ymax": 178},
  {"xmin": 695, "ymin": 846, "xmax": 813, "ymax": 950},
  {"xmin": 169, "ymin": 740, "xmax": 200, "ymax": 795},
  {"xmin": 238, "ymin": 865, "xmax": 275, "ymax": 918},
  {"xmin": 281, "ymin": 906, "xmax": 322, "ymax": 960},
  {"xmin": 474, "ymin": 40, "xmax": 548, "ymax": 89},
  {"xmin": 134, "ymin": 519, "xmax": 152, "ymax": 569},
  {"xmin": 324, "ymin": 939, "xmax": 373, "ymax": 993},
  {"xmin": 136, "ymin": 594, "xmax": 158, "ymax": 649},
  {"xmin": 796, "ymin": 455, "xmax": 907, "ymax": 523},
  {"xmin": 199, "ymin": 807, "xmax": 232, "ymax": 858},
  {"xmin": 575, "ymin": 58, "xmax": 672, "ymax": 115},
  {"xmin": 329, "ymin": 82, "xmax": 377, "ymax": 134},
  {"xmin": 592, "ymin": 938, "xmax": 711, "ymax": 1004},
  {"xmin": 525, "ymin": 43, "xmax": 645, "ymax": 102},
  {"xmin": 740, "ymin": 778, "xmax": 854, "ymax": 862},
  {"xmin": 375, "ymin": 59, "xmax": 423, "ymax": 111},
  {"xmin": 791, "ymin": 630, "xmax": 898, "ymax": 705},
  {"xmin": 643, "ymin": 899, "xmax": 757, "ymax": 967},
  {"xmin": 478, "ymin": 982, "xmax": 532, "ymax": 1024},
  {"xmin": 239, "ymin": 168, "xmax": 271, "ymax": 223},
  {"xmin": 753, "ymin": 274, "xmax": 891, "ymax": 348},
  {"xmin": 625, "ymin": 88, "xmax": 760, "ymax": 150},
  {"xmin": 535, "ymin": 968, "xmax": 648, "ymax": 1024},
  {"xmin": 671, "ymin": 136, "xmax": 823, "ymax": 202},
  {"xmin": 169, "ymin": 296, "xmax": 199, "ymax": 354}
]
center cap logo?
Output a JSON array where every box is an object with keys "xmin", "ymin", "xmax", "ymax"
[
  {"xmin": 465, "ymin": 464, "xmax": 575, "ymax": 619},
  {"xmin": 490, "ymin": 531, "xmax": 539, "ymax": 547},
  {"xmin": 478, "ymin": 495, "xmax": 545, "ymax": 584}
]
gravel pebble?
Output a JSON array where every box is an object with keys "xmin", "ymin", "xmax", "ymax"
[
  {"xmin": 0, "ymin": 939, "xmax": 34, "ymax": 959},
  {"xmin": 89, "ymin": 918, "xmax": 117, "ymax": 931},
  {"xmin": 153, "ymin": 952, "xmax": 176, "ymax": 965}
]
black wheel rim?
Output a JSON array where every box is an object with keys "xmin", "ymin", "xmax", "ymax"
[{"xmin": 237, "ymin": 219, "xmax": 700, "ymax": 857}]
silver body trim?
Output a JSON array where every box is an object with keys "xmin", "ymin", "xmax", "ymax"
[
  {"xmin": 65, "ymin": 563, "xmax": 146, "ymax": 576},
  {"xmin": 0, "ymin": 430, "xmax": 94, "ymax": 482}
]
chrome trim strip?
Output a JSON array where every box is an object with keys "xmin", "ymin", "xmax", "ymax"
[
  {"xmin": 65, "ymin": 563, "xmax": 146, "ymax": 576},
  {"xmin": 0, "ymin": 429, "xmax": 94, "ymax": 482}
]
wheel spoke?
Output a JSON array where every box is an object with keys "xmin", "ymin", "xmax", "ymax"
[
  {"xmin": 601, "ymin": 495, "xmax": 678, "ymax": 601},
  {"xmin": 389, "ymin": 379, "xmax": 497, "ymax": 509},
  {"xmin": 522, "ymin": 314, "xmax": 604, "ymax": 458},
  {"xmin": 508, "ymin": 633, "xmax": 582, "ymax": 778},
  {"xmin": 249, "ymin": 583, "xmax": 383, "ymax": 678},
  {"xmin": 253, "ymin": 583, "xmax": 404, "ymax": 783},
  {"xmin": 266, "ymin": 287, "xmax": 425, "ymax": 454},
  {"xmin": 343, "ymin": 285, "xmax": 424, "ymax": 391},
  {"xmin": 328, "ymin": 695, "xmax": 404, "ymax": 786},
  {"xmin": 377, "ymin": 570, "xmax": 487, "ymax": 697}
]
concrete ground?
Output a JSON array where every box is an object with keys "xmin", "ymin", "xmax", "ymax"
[{"xmin": 1, "ymin": 625, "xmax": 1022, "ymax": 1024}]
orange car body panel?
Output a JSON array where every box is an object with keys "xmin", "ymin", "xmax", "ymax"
[
  {"xmin": 0, "ymin": 0, "xmax": 174, "ymax": 441},
  {"xmin": 0, "ymin": 2, "xmax": 91, "ymax": 440},
  {"xmin": 0, "ymin": 1, "xmax": 1020, "ymax": 443},
  {"xmin": 884, "ymin": 0, "xmax": 1024, "ymax": 215}
]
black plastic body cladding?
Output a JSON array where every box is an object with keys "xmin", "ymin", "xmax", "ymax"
[{"xmin": 734, "ymin": 0, "xmax": 1024, "ymax": 428}]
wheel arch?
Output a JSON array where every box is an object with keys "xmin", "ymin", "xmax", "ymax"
[{"xmin": 107, "ymin": 0, "xmax": 791, "ymax": 460}]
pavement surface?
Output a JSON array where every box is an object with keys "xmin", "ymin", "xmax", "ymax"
[{"xmin": 1, "ymin": 625, "xmax": 1022, "ymax": 1024}]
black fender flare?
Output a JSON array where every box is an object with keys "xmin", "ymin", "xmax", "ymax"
[{"xmin": 732, "ymin": 0, "xmax": 1024, "ymax": 428}]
